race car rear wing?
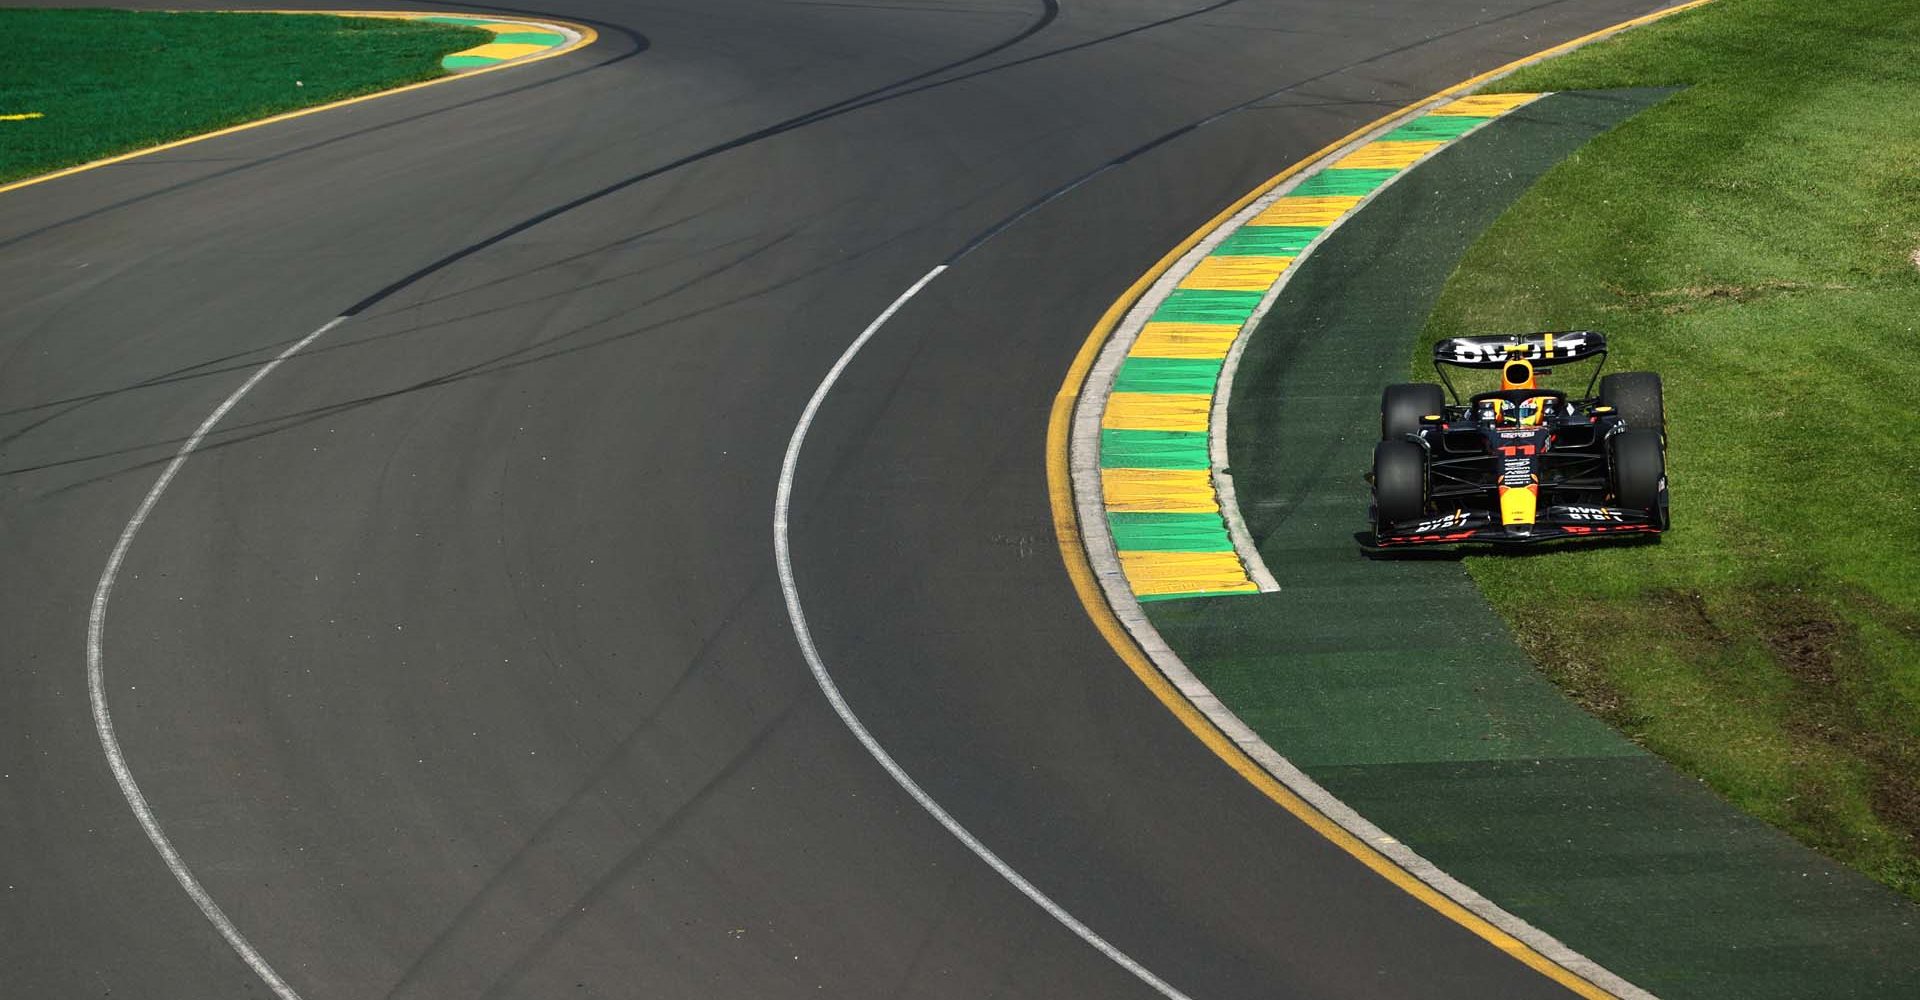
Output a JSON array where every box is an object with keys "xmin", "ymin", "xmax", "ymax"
[
  {"xmin": 1432, "ymin": 331, "xmax": 1608, "ymax": 401},
  {"xmin": 1433, "ymin": 330, "xmax": 1606, "ymax": 367}
]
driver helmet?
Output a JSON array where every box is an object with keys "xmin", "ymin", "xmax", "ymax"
[{"xmin": 1515, "ymin": 395, "xmax": 1553, "ymax": 427}]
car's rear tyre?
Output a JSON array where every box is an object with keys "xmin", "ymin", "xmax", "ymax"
[
  {"xmin": 1373, "ymin": 439, "xmax": 1426, "ymax": 529},
  {"xmin": 1599, "ymin": 371, "xmax": 1664, "ymax": 441},
  {"xmin": 1382, "ymin": 382, "xmax": 1445, "ymax": 440},
  {"xmin": 1611, "ymin": 429, "xmax": 1667, "ymax": 527}
]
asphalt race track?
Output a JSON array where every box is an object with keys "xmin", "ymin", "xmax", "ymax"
[{"xmin": 0, "ymin": 2, "xmax": 1685, "ymax": 997}]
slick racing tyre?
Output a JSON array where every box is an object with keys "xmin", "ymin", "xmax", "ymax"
[
  {"xmin": 1599, "ymin": 371, "xmax": 1664, "ymax": 442},
  {"xmin": 1611, "ymin": 429, "xmax": 1667, "ymax": 527},
  {"xmin": 1373, "ymin": 439, "xmax": 1427, "ymax": 529},
  {"xmin": 1382, "ymin": 382, "xmax": 1445, "ymax": 440}
]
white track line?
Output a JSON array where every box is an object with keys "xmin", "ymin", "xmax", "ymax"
[
  {"xmin": 87, "ymin": 317, "xmax": 347, "ymax": 1000},
  {"xmin": 92, "ymin": 266, "xmax": 1188, "ymax": 1000},
  {"xmin": 773, "ymin": 265, "xmax": 1193, "ymax": 1000},
  {"xmin": 87, "ymin": 265, "xmax": 1194, "ymax": 1000}
]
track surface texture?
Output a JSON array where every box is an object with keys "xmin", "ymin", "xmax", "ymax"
[{"xmin": 0, "ymin": 2, "xmax": 1687, "ymax": 997}]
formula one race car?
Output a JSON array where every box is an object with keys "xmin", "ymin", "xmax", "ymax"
[{"xmin": 1369, "ymin": 331, "xmax": 1668, "ymax": 546}]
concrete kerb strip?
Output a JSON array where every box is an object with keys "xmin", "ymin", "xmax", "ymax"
[
  {"xmin": 1066, "ymin": 93, "xmax": 1656, "ymax": 1000},
  {"xmin": 1059, "ymin": 3, "xmax": 1730, "ymax": 995}
]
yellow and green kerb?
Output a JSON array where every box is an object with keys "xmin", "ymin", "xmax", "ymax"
[
  {"xmin": 1101, "ymin": 304, "xmax": 1260, "ymax": 602},
  {"xmin": 415, "ymin": 15, "xmax": 571, "ymax": 71},
  {"xmin": 1094, "ymin": 91, "xmax": 1542, "ymax": 603}
]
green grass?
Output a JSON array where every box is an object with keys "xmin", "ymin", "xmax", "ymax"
[
  {"xmin": 0, "ymin": 9, "xmax": 489, "ymax": 184},
  {"xmin": 1420, "ymin": 0, "xmax": 1920, "ymax": 897}
]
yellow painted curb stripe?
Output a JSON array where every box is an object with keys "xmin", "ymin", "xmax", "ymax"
[
  {"xmin": 1048, "ymin": 4, "xmax": 1714, "ymax": 999},
  {"xmin": 1252, "ymin": 195, "xmax": 1362, "ymax": 226},
  {"xmin": 1177, "ymin": 255, "xmax": 1293, "ymax": 292},
  {"xmin": 450, "ymin": 40, "xmax": 551, "ymax": 61},
  {"xmin": 1, "ymin": 112, "xmax": 44, "ymax": 122},
  {"xmin": 1102, "ymin": 96, "xmax": 1551, "ymax": 604},
  {"xmin": 1102, "ymin": 469, "xmax": 1220, "ymax": 513},
  {"xmin": 1102, "ymin": 392, "xmax": 1213, "ymax": 432},
  {"xmin": 1128, "ymin": 322, "xmax": 1241, "ymax": 359},
  {"xmin": 0, "ymin": 11, "xmax": 597, "ymax": 199},
  {"xmin": 1329, "ymin": 139, "xmax": 1446, "ymax": 170},
  {"xmin": 1433, "ymin": 92, "xmax": 1546, "ymax": 116},
  {"xmin": 1119, "ymin": 551, "xmax": 1261, "ymax": 596},
  {"xmin": 1104, "ymin": 84, "xmax": 1544, "ymax": 603}
]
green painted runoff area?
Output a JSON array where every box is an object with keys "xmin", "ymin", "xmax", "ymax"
[
  {"xmin": 1436, "ymin": 0, "xmax": 1920, "ymax": 905},
  {"xmin": 1149, "ymin": 91, "xmax": 1920, "ymax": 998},
  {"xmin": 0, "ymin": 10, "xmax": 487, "ymax": 184}
]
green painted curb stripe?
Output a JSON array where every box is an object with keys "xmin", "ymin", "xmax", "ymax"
[
  {"xmin": 1114, "ymin": 357, "xmax": 1224, "ymax": 394},
  {"xmin": 1100, "ymin": 429, "xmax": 1210, "ymax": 470},
  {"xmin": 490, "ymin": 31, "xmax": 564, "ymax": 45},
  {"xmin": 1290, "ymin": 168, "xmax": 1400, "ymax": 197},
  {"xmin": 442, "ymin": 55, "xmax": 502, "ymax": 69},
  {"xmin": 1384, "ymin": 115, "xmax": 1489, "ymax": 141},
  {"xmin": 1094, "ymin": 96, "xmax": 1548, "ymax": 604},
  {"xmin": 1214, "ymin": 225, "xmax": 1322, "ymax": 257},
  {"xmin": 1138, "ymin": 588, "xmax": 1251, "ymax": 603},
  {"xmin": 421, "ymin": 15, "xmax": 497, "ymax": 25},
  {"xmin": 1108, "ymin": 512, "xmax": 1237, "ymax": 552},
  {"xmin": 1150, "ymin": 288, "xmax": 1265, "ymax": 324}
]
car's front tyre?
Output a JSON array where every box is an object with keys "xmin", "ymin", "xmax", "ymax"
[
  {"xmin": 1611, "ymin": 428, "xmax": 1667, "ymax": 529},
  {"xmin": 1381, "ymin": 382, "xmax": 1446, "ymax": 440},
  {"xmin": 1373, "ymin": 439, "xmax": 1427, "ymax": 533},
  {"xmin": 1599, "ymin": 371, "xmax": 1665, "ymax": 442}
]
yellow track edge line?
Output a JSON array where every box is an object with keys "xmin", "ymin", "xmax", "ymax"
[
  {"xmin": 0, "ymin": 10, "xmax": 599, "ymax": 198},
  {"xmin": 1046, "ymin": 2, "xmax": 1714, "ymax": 998}
]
